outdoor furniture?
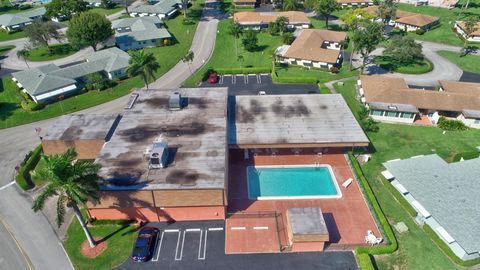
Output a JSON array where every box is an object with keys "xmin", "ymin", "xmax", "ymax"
[
  {"xmin": 365, "ymin": 230, "xmax": 383, "ymax": 246},
  {"xmin": 342, "ymin": 178, "xmax": 353, "ymax": 188}
]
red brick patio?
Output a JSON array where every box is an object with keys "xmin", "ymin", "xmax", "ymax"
[{"xmin": 226, "ymin": 148, "xmax": 381, "ymax": 253}]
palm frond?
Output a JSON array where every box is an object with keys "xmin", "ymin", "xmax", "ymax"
[{"xmin": 32, "ymin": 184, "xmax": 58, "ymax": 212}]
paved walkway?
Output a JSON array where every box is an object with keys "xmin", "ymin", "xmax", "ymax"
[
  {"xmin": 0, "ymin": 1, "xmax": 142, "ymax": 70},
  {"xmin": 355, "ymin": 40, "xmax": 475, "ymax": 86},
  {"xmin": 0, "ymin": 1, "xmax": 221, "ymax": 269}
]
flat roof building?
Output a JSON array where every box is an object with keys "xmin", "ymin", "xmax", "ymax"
[
  {"xmin": 42, "ymin": 114, "xmax": 120, "ymax": 160},
  {"xmin": 88, "ymin": 88, "xmax": 229, "ymax": 222},
  {"xmin": 383, "ymin": 155, "xmax": 480, "ymax": 261},
  {"xmin": 228, "ymin": 94, "xmax": 369, "ymax": 148}
]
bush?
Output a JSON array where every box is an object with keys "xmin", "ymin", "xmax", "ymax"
[
  {"xmin": 215, "ymin": 67, "xmax": 271, "ymax": 74},
  {"xmin": 182, "ymin": 18, "xmax": 195, "ymax": 25},
  {"xmin": 20, "ymin": 100, "xmax": 43, "ymax": 111},
  {"xmin": 329, "ymin": 66, "xmax": 340, "ymax": 74},
  {"xmin": 15, "ymin": 144, "xmax": 43, "ymax": 190},
  {"xmin": 361, "ymin": 118, "xmax": 379, "ymax": 132},
  {"xmin": 452, "ymin": 151, "xmax": 479, "ymax": 162},
  {"xmin": 415, "ymin": 28, "xmax": 425, "ymax": 35},
  {"xmin": 271, "ymin": 69, "xmax": 318, "ymax": 84},
  {"xmin": 18, "ymin": 4, "xmax": 32, "ymax": 10},
  {"xmin": 282, "ymin": 32, "xmax": 294, "ymax": 45},
  {"xmin": 437, "ymin": 117, "xmax": 468, "ymax": 131},
  {"xmin": 163, "ymin": 38, "xmax": 172, "ymax": 46}
]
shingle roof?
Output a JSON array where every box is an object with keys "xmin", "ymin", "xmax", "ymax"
[
  {"xmin": 384, "ymin": 155, "xmax": 480, "ymax": 254},
  {"xmin": 131, "ymin": 0, "xmax": 179, "ymax": 14},
  {"xmin": 281, "ymin": 29, "xmax": 346, "ymax": 63},
  {"xmin": 456, "ymin": 21, "xmax": 480, "ymax": 36},
  {"xmin": 360, "ymin": 75, "xmax": 480, "ymax": 112},
  {"xmin": 112, "ymin": 17, "xmax": 171, "ymax": 43},
  {"xmin": 12, "ymin": 48, "xmax": 130, "ymax": 96},
  {"xmin": 0, "ymin": 7, "xmax": 46, "ymax": 26},
  {"xmin": 233, "ymin": 11, "xmax": 310, "ymax": 25},
  {"xmin": 364, "ymin": 6, "xmax": 439, "ymax": 27}
]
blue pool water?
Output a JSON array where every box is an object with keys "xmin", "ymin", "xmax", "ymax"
[{"xmin": 247, "ymin": 166, "xmax": 340, "ymax": 199}]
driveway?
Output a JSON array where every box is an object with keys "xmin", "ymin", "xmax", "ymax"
[
  {"xmin": 115, "ymin": 221, "xmax": 358, "ymax": 270},
  {"xmin": 360, "ymin": 40, "xmax": 464, "ymax": 86},
  {"xmin": 0, "ymin": 1, "xmax": 221, "ymax": 268},
  {"xmin": 200, "ymin": 74, "xmax": 320, "ymax": 95}
]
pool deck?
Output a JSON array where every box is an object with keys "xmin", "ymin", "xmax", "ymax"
[{"xmin": 226, "ymin": 149, "xmax": 382, "ymax": 254}]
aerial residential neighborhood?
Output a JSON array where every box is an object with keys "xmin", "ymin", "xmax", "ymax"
[{"xmin": 0, "ymin": 0, "xmax": 480, "ymax": 269}]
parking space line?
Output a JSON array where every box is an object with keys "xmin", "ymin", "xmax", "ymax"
[
  {"xmin": 174, "ymin": 231, "xmax": 183, "ymax": 261},
  {"xmin": 253, "ymin": 226, "xmax": 269, "ymax": 230},
  {"xmin": 151, "ymin": 231, "xmax": 164, "ymax": 262},
  {"xmin": 186, "ymin": 228, "xmax": 201, "ymax": 232},
  {"xmin": 219, "ymin": 75, "xmax": 223, "ymax": 84},
  {"xmin": 232, "ymin": 75, "xmax": 236, "ymax": 84},
  {"xmin": 231, "ymin": 227, "xmax": 246, "ymax": 230},
  {"xmin": 208, "ymin": 227, "xmax": 223, "ymax": 231},
  {"xmin": 244, "ymin": 74, "xmax": 248, "ymax": 84},
  {"xmin": 164, "ymin": 229, "xmax": 180, "ymax": 232},
  {"xmin": 197, "ymin": 230, "xmax": 203, "ymax": 260},
  {"xmin": 198, "ymin": 230, "xmax": 207, "ymax": 260},
  {"xmin": 257, "ymin": 74, "xmax": 261, "ymax": 84}
]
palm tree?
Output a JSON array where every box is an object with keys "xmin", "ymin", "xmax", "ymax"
[
  {"xmin": 127, "ymin": 50, "xmax": 160, "ymax": 89},
  {"xmin": 32, "ymin": 148, "xmax": 101, "ymax": 248},
  {"xmin": 228, "ymin": 22, "xmax": 243, "ymax": 58},
  {"xmin": 17, "ymin": 47, "xmax": 31, "ymax": 69},
  {"xmin": 182, "ymin": 50, "xmax": 194, "ymax": 74}
]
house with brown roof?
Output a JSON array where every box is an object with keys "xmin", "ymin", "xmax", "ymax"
[
  {"xmin": 358, "ymin": 75, "xmax": 480, "ymax": 128},
  {"xmin": 233, "ymin": 0, "xmax": 256, "ymax": 8},
  {"xmin": 455, "ymin": 21, "xmax": 480, "ymax": 42},
  {"xmin": 233, "ymin": 11, "xmax": 310, "ymax": 30},
  {"xmin": 336, "ymin": 0, "xmax": 371, "ymax": 8},
  {"xmin": 275, "ymin": 29, "xmax": 347, "ymax": 69},
  {"xmin": 364, "ymin": 6, "xmax": 439, "ymax": 31}
]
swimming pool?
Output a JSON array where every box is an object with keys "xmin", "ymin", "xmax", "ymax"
[{"xmin": 246, "ymin": 165, "xmax": 342, "ymax": 200}]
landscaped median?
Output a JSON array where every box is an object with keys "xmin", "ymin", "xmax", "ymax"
[
  {"xmin": 64, "ymin": 214, "xmax": 137, "ymax": 270},
  {"xmin": 373, "ymin": 56, "xmax": 433, "ymax": 74},
  {"xmin": 14, "ymin": 144, "xmax": 42, "ymax": 190},
  {"xmin": 25, "ymin": 43, "xmax": 77, "ymax": 62}
]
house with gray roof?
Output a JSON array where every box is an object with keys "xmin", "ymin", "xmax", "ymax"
[
  {"xmin": 112, "ymin": 17, "xmax": 172, "ymax": 50},
  {"xmin": 12, "ymin": 47, "xmax": 130, "ymax": 103},
  {"xmin": 0, "ymin": 7, "xmax": 46, "ymax": 32},
  {"xmin": 130, "ymin": 0, "xmax": 183, "ymax": 19},
  {"xmin": 383, "ymin": 155, "xmax": 480, "ymax": 261}
]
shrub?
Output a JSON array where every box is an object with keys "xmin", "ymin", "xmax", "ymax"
[
  {"xmin": 182, "ymin": 18, "xmax": 195, "ymax": 25},
  {"xmin": 20, "ymin": 100, "xmax": 42, "ymax": 111},
  {"xmin": 163, "ymin": 38, "xmax": 172, "ymax": 46},
  {"xmin": 15, "ymin": 144, "xmax": 42, "ymax": 190},
  {"xmin": 437, "ymin": 117, "xmax": 468, "ymax": 131},
  {"xmin": 361, "ymin": 118, "xmax": 379, "ymax": 132},
  {"xmin": 282, "ymin": 32, "xmax": 294, "ymax": 45},
  {"xmin": 84, "ymin": 83, "xmax": 95, "ymax": 91},
  {"xmin": 215, "ymin": 67, "xmax": 271, "ymax": 74},
  {"xmin": 19, "ymin": 4, "xmax": 32, "ymax": 10},
  {"xmin": 329, "ymin": 66, "xmax": 340, "ymax": 74},
  {"xmin": 415, "ymin": 28, "xmax": 425, "ymax": 35},
  {"xmin": 452, "ymin": 151, "xmax": 479, "ymax": 162}
]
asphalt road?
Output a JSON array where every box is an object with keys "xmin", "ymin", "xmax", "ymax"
[
  {"xmin": 0, "ymin": 219, "xmax": 30, "ymax": 270},
  {"xmin": 0, "ymin": 1, "xmax": 221, "ymax": 269}
]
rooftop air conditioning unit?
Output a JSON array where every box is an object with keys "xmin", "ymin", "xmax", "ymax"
[
  {"xmin": 169, "ymin": 92, "xmax": 182, "ymax": 111},
  {"xmin": 149, "ymin": 141, "xmax": 169, "ymax": 169}
]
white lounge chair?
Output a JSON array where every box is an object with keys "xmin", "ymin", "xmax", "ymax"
[{"xmin": 342, "ymin": 178, "xmax": 353, "ymax": 188}]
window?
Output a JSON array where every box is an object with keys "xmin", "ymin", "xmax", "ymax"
[
  {"xmin": 475, "ymin": 119, "xmax": 480, "ymax": 124},
  {"xmin": 371, "ymin": 110, "xmax": 383, "ymax": 116},
  {"xmin": 386, "ymin": 111, "xmax": 398, "ymax": 117},
  {"xmin": 402, "ymin": 112, "xmax": 413, "ymax": 119}
]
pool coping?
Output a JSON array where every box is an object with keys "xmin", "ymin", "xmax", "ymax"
[{"xmin": 246, "ymin": 164, "xmax": 343, "ymax": 200}]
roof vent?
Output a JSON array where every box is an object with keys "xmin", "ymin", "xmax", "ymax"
[
  {"xmin": 388, "ymin": 105, "xmax": 398, "ymax": 110},
  {"xmin": 148, "ymin": 137, "xmax": 169, "ymax": 169},
  {"xmin": 169, "ymin": 92, "xmax": 182, "ymax": 111}
]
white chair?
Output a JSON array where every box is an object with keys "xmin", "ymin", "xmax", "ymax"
[{"xmin": 342, "ymin": 178, "xmax": 353, "ymax": 188}]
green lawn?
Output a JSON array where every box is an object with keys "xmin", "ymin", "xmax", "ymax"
[
  {"xmin": 184, "ymin": 19, "xmax": 284, "ymax": 86},
  {"xmin": 220, "ymin": 0, "xmax": 254, "ymax": 14},
  {"xmin": 373, "ymin": 56, "xmax": 433, "ymax": 74},
  {"xmin": 0, "ymin": 30, "xmax": 26, "ymax": 42},
  {"xmin": 0, "ymin": 0, "xmax": 204, "ymax": 129},
  {"xmin": 65, "ymin": 217, "xmax": 137, "ymax": 270},
  {"xmin": 335, "ymin": 80, "xmax": 480, "ymax": 270},
  {"xmin": 274, "ymin": 64, "xmax": 358, "ymax": 83},
  {"xmin": 30, "ymin": 158, "xmax": 48, "ymax": 187},
  {"xmin": 89, "ymin": 6, "xmax": 125, "ymax": 16},
  {"xmin": 397, "ymin": 1, "xmax": 480, "ymax": 46},
  {"xmin": 25, "ymin": 44, "xmax": 77, "ymax": 62},
  {"xmin": 438, "ymin": 50, "xmax": 480, "ymax": 74},
  {"xmin": 0, "ymin": 45, "xmax": 15, "ymax": 55}
]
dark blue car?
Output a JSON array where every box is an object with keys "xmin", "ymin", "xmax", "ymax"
[{"xmin": 131, "ymin": 227, "xmax": 159, "ymax": 262}]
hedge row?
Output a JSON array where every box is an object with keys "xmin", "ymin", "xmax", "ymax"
[
  {"xmin": 214, "ymin": 67, "xmax": 272, "ymax": 75},
  {"xmin": 347, "ymin": 153, "xmax": 398, "ymax": 268},
  {"xmin": 271, "ymin": 70, "xmax": 318, "ymax": 84},
  {"xmin": 15, "ymin": 144, "xmax": 42, "ymax": 190},
  {"xmin": 423, "ymin": 224, "xmax": 480, "ymax": 267}
]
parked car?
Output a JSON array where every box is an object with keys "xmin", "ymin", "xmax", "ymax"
[
  {"xmin": 208, "ymin": 73, "xmax": 218, "ymax": 84},
  {"xmin": 131, "ymin": 227, "xmax": 159, "ymax": 262}
]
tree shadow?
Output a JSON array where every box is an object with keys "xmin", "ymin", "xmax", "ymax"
[{"xmin": 97, "ymin": 222, "xmax": 133, "ymax": 244}]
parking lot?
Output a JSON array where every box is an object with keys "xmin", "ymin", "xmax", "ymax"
[
  {"xmin": 116, "ymin": 220, "xmax": 359, "ymax": 270},
  {"xmin": 200, "ymin": 74, "xmax": 320, "ymax": 95}
]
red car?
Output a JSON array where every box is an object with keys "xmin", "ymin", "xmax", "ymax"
[{"xmin": 208, "ymin": 73, "xmax": 218, "ymax": 84}]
